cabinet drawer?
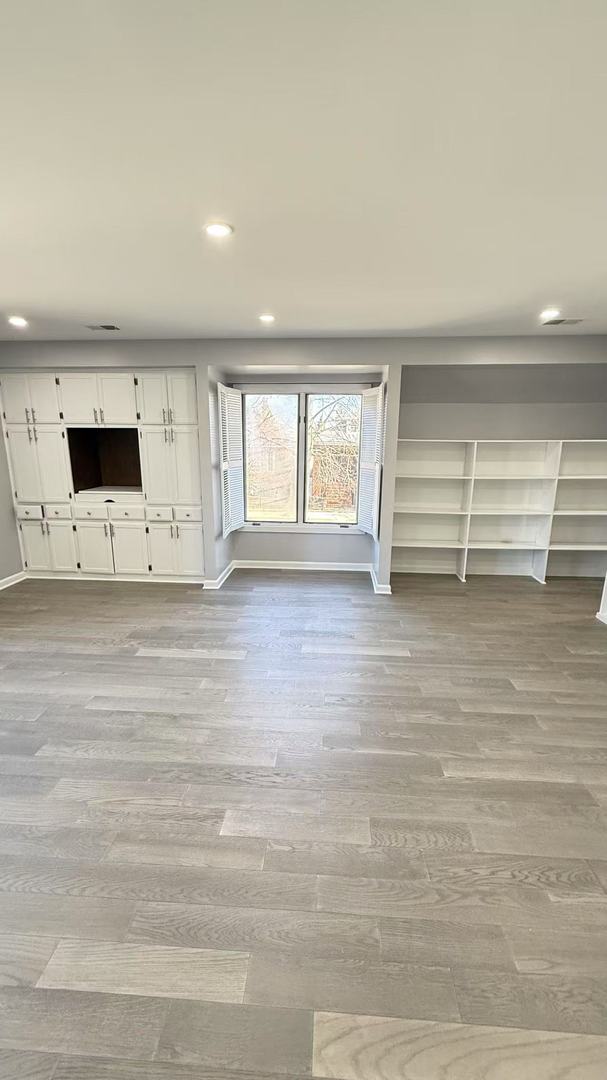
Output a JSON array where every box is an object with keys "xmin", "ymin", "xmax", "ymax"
[
  {"xmin": 44, "ymin": 503, "xmax": 72, "ymax": 520},
  {"xmin": 109, "ymin": 504, "xmax": 145, "ymax": 521},
  {"xmin": 74, "ymin": 504, "xmax": 109, "ymax": 521},
  {"xmin": 16, "ymin": 504, "xmax": 43, "ymax": 520},
  {"xmin": 174, "ymin": 505, "xmax": 202, "ymax": 522},
  {"xmin": 146, "ymin": 505, "xmax": 173, "ymax": 522}
]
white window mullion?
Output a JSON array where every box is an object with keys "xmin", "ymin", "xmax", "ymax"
[{"xmin": 297, "ymin": 392, "xmax": 306, "ymax": 524}]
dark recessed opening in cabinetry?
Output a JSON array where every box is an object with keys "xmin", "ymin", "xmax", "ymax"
[{"xmin": 67, "ymin": 427, "xmax": 142, "ymax": 494}]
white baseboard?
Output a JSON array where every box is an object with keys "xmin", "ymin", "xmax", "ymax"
[
  {"xmin": 233, "ymin": 560, "xmax": 373, "ymax": 573},
  {"xmin": 0, "ymin": 570, "xmax": 26, "ymax": 592},
  {"xmin": 18, "ymin": 571, "xmax": 205, "ymax": 585},
  {"xmin": 203, "ymin": 562, "xmax": 235, "ymax": 589},
  {"xmin": 370, "ymin": 566, "xmax": 392, "ymax": 595}
]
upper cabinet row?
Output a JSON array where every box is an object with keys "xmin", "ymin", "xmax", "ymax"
[{"xmin": 0, "ymin": 371, "xmax": 197, "ymax": 427}]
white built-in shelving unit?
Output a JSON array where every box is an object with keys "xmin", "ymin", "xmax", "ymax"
[{"xmin": 392, "ymin": 439, "xmax": 607, "ymax": 580}]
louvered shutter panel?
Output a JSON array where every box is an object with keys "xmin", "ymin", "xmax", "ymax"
[
  {"xmin": 358, "ymin": 385, "xmax": 384, "ymax": 540},
  {"xmin": 218, "ymin": 384, "xmax": 244, "ymax": 538}
]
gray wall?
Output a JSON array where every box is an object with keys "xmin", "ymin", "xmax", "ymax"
[
  {"xmin": 0, "ymin": 434, "xmax": 22, "ymax": 581},
  {"xmin": 400, "ymin": 364, "xmax": 607, "ymax": 439}
]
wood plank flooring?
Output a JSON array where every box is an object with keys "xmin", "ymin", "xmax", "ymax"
[{"xmin": 0, "ymin": 570, "xmax": 606, "ymax": 1078}]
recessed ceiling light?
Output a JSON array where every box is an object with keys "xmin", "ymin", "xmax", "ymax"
[
  {"xmin": 8, "ymin": 315, "xmax": 28, "ymax": 328},
  {"xmin": 204, "ymin": 222, "xmax": 234, "ymax": 238},
  {"xmin": 258, "ymin": 313, "xmax": 275, "ymax": 324},
  {"xmin": 539, "ymin": 308, "xmax": 561, "ymax": 323}
]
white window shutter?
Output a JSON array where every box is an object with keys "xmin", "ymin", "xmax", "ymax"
[
  {"xmin": 358, "ymin": 385, "xmax": 384, "ymax": 540},
  {"xmin": 218, "ymin": 383, "xmax": 244, "ymax": 537}
]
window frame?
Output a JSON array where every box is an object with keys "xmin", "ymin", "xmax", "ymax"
[{"xmin": 238, "ymin": 384, "xmax": 370, "ymax": 534}]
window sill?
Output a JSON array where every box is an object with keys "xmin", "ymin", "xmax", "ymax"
[{"xmin": 241, "ymin": 523, "xmax": 364, "ymax": 535}]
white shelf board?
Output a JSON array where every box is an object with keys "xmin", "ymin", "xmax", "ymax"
[
  {"xmin": 470, "ymin": 508, "xmax": 551, "ymax": 516},
  {"xmin": 549, "ymin": 543, "xmax": 607, "ymax": 551},
  {"xmin": 392, "ymin": 539, "xmax": 465, "ymax": 549},
  {"xmin": 394, "ymin": 505, "xmax": 467, "ymax": 515},
  {"xmin": 557, "ymin": 474, "xmax": 607, "ymax": 480},
  {"xmin": 553, "ymin": 510, "xmax": 607, "ymax": 516},
  {"xmin": 467, "ymin": 541, "xmax": 546, "ymax": 550},
  {"xmin": 473, "ymin": 474, "xmax": 557, "ymax": 481},
  {"xmin": 395, "ymin": 472, "xmax": 473, "ymax": 480}
]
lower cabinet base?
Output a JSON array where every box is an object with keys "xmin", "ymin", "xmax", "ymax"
[{"xmin": 25, "ymin": 571, "xmax": 206, "ymax": 584}]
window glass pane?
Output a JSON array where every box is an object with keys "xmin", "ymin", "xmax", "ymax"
[
  {"xmin": 244, "ymin": 394, "xmax": 299, "ymax": 522},
  {"xmin": 305, "ymin": 394, "xmax": 362, "ymax": 523}
]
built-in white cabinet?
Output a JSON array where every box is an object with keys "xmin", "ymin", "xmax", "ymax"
[
  {"xmin": 140, "ymin": 425, "xmax": 200, "ymax": 505},
  {"xmin": 0, "ymin": 373, "xmax": 61, "ymax": 424},
  {"xmin": 20, "ymin": 520, "xmax": 78, "ymax": 572},
  {"xmin": 111, "ymin": 522, "xmax": 149, "ymax": 574},
  {"xmin": 5, "ymin": 424, "xmax": 71, "ymax": 503},
  {"xmin": 1, "ymin": 367, "xmax": 204, "ymax": 582},
  {"xmin": 58, "ymin": 372, "xmax": 137, "ymax": 425},
  {"xmin": 148, "ymin": 522, "xmax": 203, "ymax": 576},
  {"xmin": 76, "ymin": 520, "xmax": 115, "ymax": 574},
  {"xmin": 136, "ymin": 371, "xmax": 197, "ymax": 425}
]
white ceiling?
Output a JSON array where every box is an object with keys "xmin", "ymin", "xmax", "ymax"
[{"xmin": 2, "ymin": 0, "xmax": 607, "ymax": 341}]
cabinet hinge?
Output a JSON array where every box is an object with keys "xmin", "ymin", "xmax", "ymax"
[
  {"xmin": 55, "ymin": 377, "xmax": 60, "ymax": 386},
  {"xmin": 2, "ymin": 411, "xmax": 5, "ymax": 420},
  {"xmin": 148, "ymin": 563, "xmax": 152, "ymax": 571},
  {"xmin": 19, "ymin": 523, "xmax": 22, "ymax": 532},
  {"xmin": 14, "ymin": 490, "xmax": 17, "ymax": 498},
  {"xmin": 134, "ymin": 377, "xmax": 139, "ymax": 386},
  {"xmin": 77, "ymin": 562, "xmax": 81, "ymax": 569},
  {"xmin": 24, "ymin": 560, "xmax": 27, "ymax": 568}
]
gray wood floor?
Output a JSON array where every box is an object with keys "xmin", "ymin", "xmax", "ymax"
[{"xmin": 0, "ymin": 570, "xmax": 606, "ymax": 1079}]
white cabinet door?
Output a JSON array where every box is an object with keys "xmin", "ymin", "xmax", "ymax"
[
  {"xmin": 48, "ymin": 522, "xmax": 79, "ymax": 572},
  {"xmin": 140, "ymin": 427, "xmax": 173, "ymax": 503},
  {"xmin": 6, "ymin": 426, "xmax": 41, "ymax": 501},
  {"xmin": 175, "ymin": 523, "xmax": 204, "ymax": 576},
  {"xmin": 99, "ymin": 374, "xmax": 137, "ymax": 425},
  {"xmin": 35, "ymin": 427, "xmax": 72, "ymax": 502},
  {"xmin": 1, "ymin": 374, "xmax": 30, "ymax": 423},
  {"xmin": 21, "ymin": 521, "xmax": 51, "ymax": 570},
  {"xmin": 167, "ymin": 372, "xmax": 197, "ymax": 424},
  {"xmin": 59, "ymin": 373, "xmax": 99, "ymax": 424},
  {"xmin": 171, "ymin": 426, "xmax": 201, "ymax": 504},
  {"xmin": 77, "ymin": 521, "xmax": 115, "ymax": 573},
  {"xmin": 29, "ymin": 374, "xmax": 61, "ymax": 423},
  {"xmin": 111, "ymin": 522, "xmax": 149, "ymax": 574},
  {"xmin": 148, "ymin": 523, "xmax": 175, "ymax": 574},
  {"xmin": 136, "ymin": 373, "xmax": 168, "ymax": 425}
]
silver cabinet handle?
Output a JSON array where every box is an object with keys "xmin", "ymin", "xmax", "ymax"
[
  {"xmin": 110, "ymin": 523, "xmax": 114, "ymax": 538},
  {"xmin": 25, "ymin": 407, "xmax": 30, "ymax": 422},
  {"xmin": 170, "ymin": 427, "xmax": 174, "ymax": 443},
  {"xmin": 169, "ymin": 407, "xmax": 174, "ymax": 423},
  {"xmin": 164, "ymin": 427, "xmax": 168, "ymax": 443},
  {"xmin": 162, "ymin": 408, "xmax": 166, "ymax": 423},
  {"xmin": 170, "ymin": 523, "xmax": 174, "ymax": 538},
  {"xmin": 175, "ymin": 523, "xmax": 179, "ymax": 539},
  {"xmin": 46, "ymin": 522, "xmax": 50, "ymax": 535},
  {"xmin": 33, "ymin": 426, "xmax": 38, "ymax": 442},
  {"xmin": 27, "ymin": 426, "xmax": 32, "ymax": 443},
  {"xmin": 31, "ymin": 408, "xmax": 36, "ymax": 422},
  {"xmin": 104, "ymin": 523, "xmax": 108, "ymax": 537},
  {"xmin": 40, "ymin": 521, "xmax": 45, "ymax": 535},
  {"xmin": 93, "ymin": 408, "xmax": 98, "ymax": 423},
  {"xmin": 100, "ymin": 407, "xmax": 104, "ymax": 422}
]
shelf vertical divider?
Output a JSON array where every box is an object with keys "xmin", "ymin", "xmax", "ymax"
[
  {"xmin": 458, "ymin": 440, "xmax": 477, "ymax": 582},
  {"xmin": 534, "ymin": 440, "xmax": 563, "ymax": 583}
]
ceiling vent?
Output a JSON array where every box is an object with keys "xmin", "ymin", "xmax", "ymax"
[
  {"xmin": 542, "ymin": 316, "xmax": 583, "ymax": 326},
  {"xmin": 86, "ymin": 324, "xmax": 120, "ymax": 331}
]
